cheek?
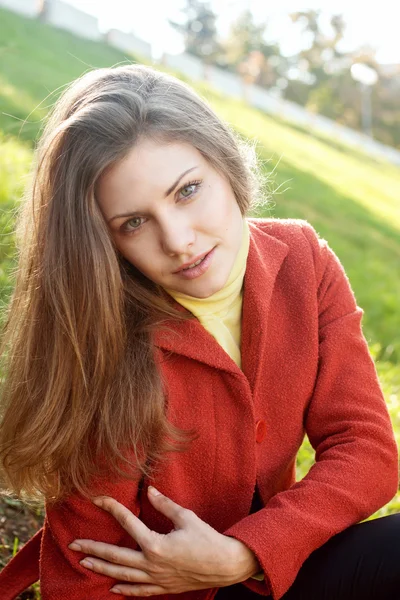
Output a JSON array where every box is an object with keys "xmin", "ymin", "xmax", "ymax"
[
  {"xmin": 115, "ymin": 238, "xmax": 140, "ymax": 266},
  {"xmin": 206, "ymin": 191, "xmax": 237, "ymax": 228},
  {"xmin": 219, "ymin": 197, "xmax": 242, "ymax": 233},
  {"xmin": 117, "ymin": 237, "xmax": 160, "ymax": 276}
]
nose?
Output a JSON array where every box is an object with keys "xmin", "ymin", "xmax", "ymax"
[{"xmin": 159, "ymin": 214, "xmax": 196, "ymax": 257}]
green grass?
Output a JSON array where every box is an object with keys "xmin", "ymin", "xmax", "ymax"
[
  {"xmin": 0, "ymin": 7, "xmax": 147, "ymax": 143},
  {"xmin": 0, "ymin": 6, "xmax": 399, "ymax": 590},
  {"xmin": 0, "ymin": 134, "xmax": 31, "ymax": 310}
]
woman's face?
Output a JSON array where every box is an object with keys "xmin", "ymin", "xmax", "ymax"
[{"xmin": 96, "ymin": 138, "xmax": 244, "ymax": 298}]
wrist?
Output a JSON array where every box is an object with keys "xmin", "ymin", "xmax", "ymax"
[{"xmin": 227, "ymin": 538, "xmax": 262, "ymax": 584}]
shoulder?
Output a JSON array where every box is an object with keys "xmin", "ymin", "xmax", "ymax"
[
  {"xmin": 247, "ymin": 216, "xmax": 319, "ymax": 241},
  {"xmin": 247, "ymin": 216, "xmax": 326, "ymax": 254},
  {"xmin": 246, "ymin": 217, "xmax": 334, "ymax": 284}
]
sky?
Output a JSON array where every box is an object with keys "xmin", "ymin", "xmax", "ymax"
[{"xmin": 66, "ymin": 0, "xmax": 400, "ymax": 64}]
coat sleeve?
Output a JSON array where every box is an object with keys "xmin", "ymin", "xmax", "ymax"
[
  {"xmin": 40, "ymin": 479, "xmax": 140, "ymax": 600},
  {"xmin": 223, "ymin": 221, "xmax": 399, "ymax": 600}
]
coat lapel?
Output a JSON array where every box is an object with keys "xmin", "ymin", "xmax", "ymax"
[
  {"xmin": 241, "ymin": 220, "xmax": 289, "ymax": 390},
  {"xmin": 155, "ymin": 219, "xmax": 289, "ymax": 381},
  {"xmin": 155, "ymin": 309, "xmax": 242, "ymax": 374}
]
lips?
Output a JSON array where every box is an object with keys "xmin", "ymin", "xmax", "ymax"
[
  {"xmin": 173, "ymin": 246, "xmax": 216, "ymax": 280},
  {"xmin": 173, "ymin": 249, "xmax": 212, "ymax": 273}
]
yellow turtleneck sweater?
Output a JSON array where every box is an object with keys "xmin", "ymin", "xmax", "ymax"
[{"xmin": 166, "ymin": 219, "xmax": 250, "ymax": 368}]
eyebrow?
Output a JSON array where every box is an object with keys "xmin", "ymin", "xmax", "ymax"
[{"xmin": 107, "ymin": 166, "xmax": 199, "ymax": 224}]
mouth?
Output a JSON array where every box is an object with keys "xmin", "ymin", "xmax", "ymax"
[
  {"xmin": 172, "ymin": 247, "xmax": 216, "ymax": 280},
  {"xmin": 173, "ymin": 249, "xmax": 213, "ymax": 273}
]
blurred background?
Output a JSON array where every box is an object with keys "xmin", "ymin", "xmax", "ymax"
[
  {"xmin": 72, "ymin": 0, "xmax": 400, "ymax": 150},
  {"xmin": 0, "ymin": 1, "xmax": 399, "ymax": 598}
]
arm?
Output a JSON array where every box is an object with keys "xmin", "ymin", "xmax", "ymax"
[
  {"xmin": 40, "ymin": 479, "xmax": 140, "ymax": 600},
  {"xmin": 223, "ymin": 222, "xmax": 399, "ymax": 599}
]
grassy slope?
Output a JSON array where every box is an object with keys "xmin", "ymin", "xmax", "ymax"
[
  {"xmin": 0, "ymin": 8, "xmax": 131, "ymax": 141},
  {"xmin": 0, "ymin": 6, "xmax": 399, "ymax": 584}
]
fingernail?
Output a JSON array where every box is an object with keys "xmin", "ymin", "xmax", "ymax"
[
  {"xmin": 92, "ymin": 497, "xmax": 104, "ymax": 507},
  {"xmin": 110, "ymin": 588, "xmax": 122, "ymax": 594},
  {"xmin": 80, "ymin": 559, "xmax": 93, "ymax": 569},
  {"xmin": 68, "ymin": 542, "xmax": 82, "ymax": 551},
  {"xmin": 148, "ymin": 486, "xmax": 161, "ymax": 496}
]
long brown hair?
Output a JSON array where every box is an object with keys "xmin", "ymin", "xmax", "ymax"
[{"xmin": 0, "ymin": 64, "xmax": 261, "ymax": 502}]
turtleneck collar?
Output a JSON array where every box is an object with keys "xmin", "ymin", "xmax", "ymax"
[{"xmin": 165, "ymin": 219, "xmax": 250, "ymax": 368}]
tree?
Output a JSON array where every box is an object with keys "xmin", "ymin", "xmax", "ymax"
[
  {"xmin": 221, "ymin": 9, "xmax": 283, "ymax": 88},
  {"xmin": 283, "ymin": 11, "xmax": 353, "ymax": 109},
  {"xmin": 169, "ymin": 0, "xmax": 221, "ymax": 64},
  {"xmin": 287, "ymin": 10, "xmax": 349, "ymax": 86}
]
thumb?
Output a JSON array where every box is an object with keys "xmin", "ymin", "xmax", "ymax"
[{"xmin": 147, "ymin": 486, "xmax": 191, "ymax": 528}]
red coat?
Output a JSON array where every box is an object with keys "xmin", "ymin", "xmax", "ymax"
[{"xmin": 1, "ymin": 219, "xmax": 398, "ymax": 600}]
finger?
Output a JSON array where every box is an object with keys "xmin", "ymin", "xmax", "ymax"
[
  {"xmin": 69, "ymin": 539, "xmax": 146, "ymax": 569},
  {"xmin": 93, "ymin": 497, "xmax": 151, "ymax": 548},
  {"xmin": 79, "ymin": 556, "xmax": 152, "ymax": 584},
  {"xmin": 110, "ymin": 583, "xmax": 167, "ymax": 597},
  {"xmin": 147, "ymin": 487, "xmax": 192, "ymax": 528}
]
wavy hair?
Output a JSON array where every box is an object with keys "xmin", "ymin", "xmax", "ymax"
[{"xmin": 0, "ymin": 64, "xmax": 261, "ymax": 502}]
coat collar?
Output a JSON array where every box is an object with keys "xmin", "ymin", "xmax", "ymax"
[{"xmin": 154, "ymin": 219, "xmax": 289, "ymax": 382}]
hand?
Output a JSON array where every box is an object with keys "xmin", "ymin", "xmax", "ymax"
[{"xmin": 68, "ymin": 486, "xmax": 261, "ymax": 597}]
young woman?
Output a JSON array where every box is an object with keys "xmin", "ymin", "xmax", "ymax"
[{"xmin": 0, "ymin": 64, "xmax": 398, "ymax": 600}]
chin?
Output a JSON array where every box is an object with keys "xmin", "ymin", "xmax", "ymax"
[
  {"xmin": 190, "ymin": 276, "xmax": 227, "ymax": 298},
  {"xmin": 192, "ymin": 289, "xmax": 216, "ymax": 299}
]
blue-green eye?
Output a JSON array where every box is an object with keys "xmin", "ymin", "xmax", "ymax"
[
  {"xmin": 179, "ymin": 180, "xmax": 202, "ymax": 200},
  {"xmin": 123, "ymin": 216, "xmax": 144, "ymax": 233}
]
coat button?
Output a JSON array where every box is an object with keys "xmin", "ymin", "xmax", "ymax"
[{"xmin": 255, "ymin": 419, "xmax": 267, "ymax": 443}]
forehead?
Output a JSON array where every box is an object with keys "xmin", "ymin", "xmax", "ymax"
[
  {"xmin": 106, "ymin": 139, "xmax": 204, "ymax": 186},
  {"xmin": 126, "ymin": 138, "xmax": 203, "ymax": 170}
]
